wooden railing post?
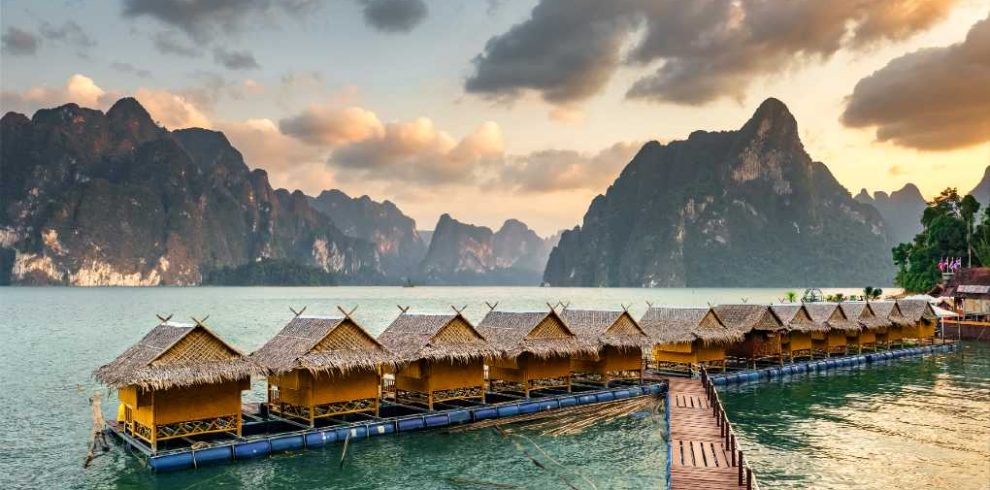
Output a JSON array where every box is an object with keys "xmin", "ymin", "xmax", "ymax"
[
  {"xmin": 738, "ymin": 452, "xmax": 744, "ymax": 485},
  {"xmin": 747, "ymin": 468, "xmax": 753, "ymax": 490}
]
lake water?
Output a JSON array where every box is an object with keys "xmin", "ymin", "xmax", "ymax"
[{"xmin": 0, "ymin": 286, "xmax": 986, "ymax": 489}]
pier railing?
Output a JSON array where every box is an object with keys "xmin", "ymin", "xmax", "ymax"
[{"xmin": 699, "ymin": 366, "xmax": 760, "ymax": 490}]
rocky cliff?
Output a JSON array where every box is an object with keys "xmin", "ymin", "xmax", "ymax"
[
  {"xmin": 969, "ymin": 166, "xmax": 990, "ymax": 206},
  {"xmin": 0, "ymin": 98, "xmax": 380, "ymax": 285},
  {"xmin": 308, "ymin": 189, "xmax": 426, "ymax": 279},
  {"xmin": 418, "ymin": 214, "xmax": 554, "ymax": 285},
  {"xmin": 543, "ymin": 98, "xmax": 895, "ymax": 287},
  {"xmin": 855, "ymin": 184, "xmax": 927, "ymax": 245}
]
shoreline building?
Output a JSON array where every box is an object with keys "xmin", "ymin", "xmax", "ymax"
[
  {"xmin": 93, "ymin": 319, "xmax": 256, "ymax": 452},
  {"xmin": 639, "ymin": 306, "xmax": 743, "ymax": 373},
  {"xmin": 771, "ymin": 304, "xmax": 828, "ymax": 361},
  {"xmin": 714, "ymin": 305, "xmax": 785, "ymax": 368},
  {"xmin": 561, "ymin": 309, "xmax": 651, "ymax": 386},
  {"xmin": 477, "ymin": 307, "xmax": 590, "ymax": 397},
  {"xmin": 251, "ymin": 312, "xmax": 397, "ymax": 427},
  {"xmin": 378, "ymin": 309, "xmax": 498, "ymax": 410}
]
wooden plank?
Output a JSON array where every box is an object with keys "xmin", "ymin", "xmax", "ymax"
[{"xmin": 666, "ymin": 376, "xmax": 747, "ymax": 489}]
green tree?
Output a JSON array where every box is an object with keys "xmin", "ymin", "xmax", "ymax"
[
  {"xmin": 783, "ymin": 291, "xmax": 798, "ymax": 303},
  {"xmin": 892, "ymin": 188, "xmax": 969, "ymax": 292}
]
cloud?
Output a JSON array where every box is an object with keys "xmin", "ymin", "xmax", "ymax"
[
  {"xmin": 279, "ymin": 105, "xmax": 384, "ymax": 146},
  {"xmin": 466, "ymin": 0, "xmax": 958, "ymax": 107},
  {"xmin": 39, "ymin": 21, "xmax": 95, "ymax": 48},
  {"xmin": 219, "ymin": 117, "xmax": 324, "ymax": 170},
  {"xmin": 2, "ymin": 27, "xmax": 40, "ymax": 56},
  {"xmin": 500, "ymin": 141, "xmax": 640, "ymax": 193},
  {"xmin": 1, "ymin": 74, "xmax": 116, "ymax": 113},
  {"xmin": 465, "ymin": 1, "xmax": 639, "ymax": 104},
  {"xmin": 213, "ymin": 48, "xmax": 260, "ymax": 70},
  {"xmin": 110, "ymin": 61, "xmax": 152, "ymax": 78},
  {"xmin": 331, "ymin": 119, "xmax": 504, "ymax": 184},
  {"xmin": 152, "ymin": 30, "xmax": 200, "ymax": 56},
  {"xmin": 842, "ymin": 15, "xmax": 990, "ymax": 151},
  {"xmin": 133, "ymin": 89, "xmax": 212, "ymax": 129},
  {"xmin": 360, "ymin": 0, "xmax": 428, "ymax": 33},
  {"xmin": 122, "ymin": 0, "xmax": 318, "ymax": 42}
]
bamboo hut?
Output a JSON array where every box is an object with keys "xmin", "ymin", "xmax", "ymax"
[
  {"xmin": 251, "ymin": 310, "xmax": 398, "ymax": 426},
  {"xmin": 897, "ymin": 299, "xmax": 939, "ymax": 342},
  {"xmin": 377, "ymin": 309, "xmax": 497, "ymax": 410},
  {"xmin": 838, "ymin": 303, "xmax": 880, "ymax": 353},
  {"xmin": 771, "ymin": 304, "xmax": 828, "ymax": 361},
  {"xmin": 477, "ymin": 307, "xmax": 589, "ymax": 397},
  {"xmin": 877, "ymin": 301, "xmax": 912, "ymax": 348},
  {"xmin": 866, "ymin": 300, "xmax": 898, "ymax": 349},
  {"xmin": 639, "ymin": 306, "xmax": 743, "ymax": 372},
  {"xmin": 713, "ymin": 305, "xmax": 785, "ymax": 367},
  {"xmin": 804, "ymin": 303, "xmax": 853, "ymax": 357},
  {"xmin": 93, "ymin": 318, "xmax": 255, "ymax": 452},
  {"xmin": 561, "ymin": 309, "xmax": 650, "ymax": 386}
]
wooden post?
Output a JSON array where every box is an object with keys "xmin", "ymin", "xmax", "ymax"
[
  {"xmin": 747, "ymin": 467, "xmax": 753, "ymax": 490},
  {"xmin": 738, "ymin": 452, "xmax": 744, "ymax": 485}
]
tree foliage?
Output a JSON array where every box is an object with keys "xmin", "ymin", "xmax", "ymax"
[
  {"xmin": 893, "ymin": 188, "xmax": 987, "ymax": 292},
  {"xmin": 202, "ymin": 259, "xmax": 338, "ymax": 286}
]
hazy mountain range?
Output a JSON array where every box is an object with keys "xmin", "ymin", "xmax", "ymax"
[{"xmin": 1, "ymin": 97, "xmax": 986, "ymax": 286}]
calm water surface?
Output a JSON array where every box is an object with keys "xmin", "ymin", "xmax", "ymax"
[{"xmin": 1, "ymin": 286, "xmax": 986, "ymax": 489}]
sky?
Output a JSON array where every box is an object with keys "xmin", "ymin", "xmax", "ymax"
[{"xmin": 2, "ymin": 0, "xmax": 988, "ymax": 236}]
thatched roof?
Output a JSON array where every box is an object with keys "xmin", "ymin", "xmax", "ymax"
[
  {"xmin": 477, "ymin": 309, "xmax": 591, "ymax": 358},
  {"xmin": 824, "ymin": 303, "xmax": 861, "ymax": 333},
  {"xmin": 770, "ymin": 304, "xmax": 829, "ymax": 333},
  {"xmin": 251, "ymin": 315, "xmax": 398, "ymax": 375},
  {"xmin": 896, "ymin": 299, "xmax": 937, "ymax": 322},
  {"xmin": 639, "ymin": 307, "xmax": 744, "ymax": 345},
  {"xmin": 93, "ymin": 321, "xmax": 257, "ymax": 391},
  {"xmin": 560, "ymin": 309, "xmax": 651, "ymax": 350},
  {"xmin": 859, "ymin": 302, "xmax": 892, "ymax": 330},
  {"xmin": 378, "ymin": 311, "xmax": 498, "ymax": 362},
  {"xmin": 872, "ymin": 300, "xmax": 913, "ymax": 326},
  {"xmin": 712, "ymin": 305, "xmax": 783, "ymax": 334}
]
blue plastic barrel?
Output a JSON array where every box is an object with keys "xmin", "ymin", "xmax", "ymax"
[
  {"xmin": 233, "ymin": 440, "xmax": 271, "ymax": 460},
  {"xmin": 192, "ymin": 446, "xmax": 231, "ymax": 466},
  {"xmin": 448, "ymin": 410, "xmax": 471, "ymax": 424},
  {"xmin": 558, "ymin": 396, "xmax": 578, "ymax": 408},
  {"xmin": 397, "ymin": 416, "xmax": 426, "ymax": 431},
  {"xmin": 497, "ymin": 404, "xmax": 521, "ymax": 417},
  {"xmin": 518, "ymin": 402, "xmax": 541, "ymax": 415},
  {"xmin": 472, "ymin": 407, "xmax": 497, "ymax": 421},
  {"xmin": 305, "ymin": 430, "xmax": 336, "ymax": 447},
  {"xmin": 150, "ymin": 452, "xmax": 193, "ymax": 472},
  {"xmin": 578, "ymin": 394, "xmax": 597, "ymax": 405},
  {"xmin": 596, "ymin": 392, "xmax": 616, "ymax": 403},
  {"xmin": 269, "ymin": 435, "xmax": 304, "ymax": 454},
  {"xmin": 425, "ymin": 414, "xmax": 449, "ymax": 427}
]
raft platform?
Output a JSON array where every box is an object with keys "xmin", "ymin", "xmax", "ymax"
[
  {"xmin": 106, "ymin": 381, "xmax": 667, "ymax": 472},
  {"xmin": 708, "ymin": 343, "xmax": 957, "ymax": 386}
]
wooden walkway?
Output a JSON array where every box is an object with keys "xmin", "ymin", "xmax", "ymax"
[{"xmin": 667, "ymin": 376, "xmax": 757, "ymax": 490}]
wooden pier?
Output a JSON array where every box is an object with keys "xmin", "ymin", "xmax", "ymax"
[{"xmin": 667, "ymin": 371, "xmax": 757, "ymax": 490}]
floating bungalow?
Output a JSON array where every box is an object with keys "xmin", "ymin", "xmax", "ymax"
[
  {"xmin": 882, "ymin": 301, "xmax": 913, "ymax": 347},
  {"xmin": 897, "ymin": 299, "xmax": 938, "ymax": 342},
  {"xmin": 771, "ymin": 304, "xmax": 828, "ymax": 361},
  {"xmin": 477, "ymin": 307, "xmax": 589, "ymax": 397},
  {"xmin": 639, "ymin": 306, "xmax": 743, "ymax": 372},
  {"xmin": 839, "ymin": 303, "xmax": 880, "ymax": 353},
  {"xmin": 251, "ymin": 310, "xmax": 397, "ymax": 426},
  {"xmin": 561, "ymin": 309, "xmax": 650, "ymax": 386},
  {"xmin": 866, "ymin": 300, "xmax": 897, "ymax": 348},
  {"xmin": 803, "ymin": 303, "xmax": 852, "ymax": 357},
  {"xmin": 377, "ymin": 308, "xmax": 498, "ymax": 410},
  {"xmin": 93, "ymin": 319, "xmax": 255, "ymax": 452},
  {"xmin": 714, "ymin": 305, "xmax": 785, "ymax": 367}
]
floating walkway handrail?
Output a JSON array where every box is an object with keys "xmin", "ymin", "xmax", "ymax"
[{"xmin": 699, "ymin": 366, "xmax": 760, "ymax": 490}]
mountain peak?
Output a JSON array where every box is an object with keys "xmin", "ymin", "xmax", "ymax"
[
  {"xmin": 744, "ymin": 97, "xmax": 798, "ymax": 138},
  {"xmin": 107, "ymin": 97, "xmax": 151, "ymax": 121},
  {"xmin": 891, "ymin": 183, "xmax": 923, "ymax": 201}
]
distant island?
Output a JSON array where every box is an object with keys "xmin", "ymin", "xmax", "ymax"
[{"xmin": 1, "ymin": 97, "xmax": 987, "ymax": 287}]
